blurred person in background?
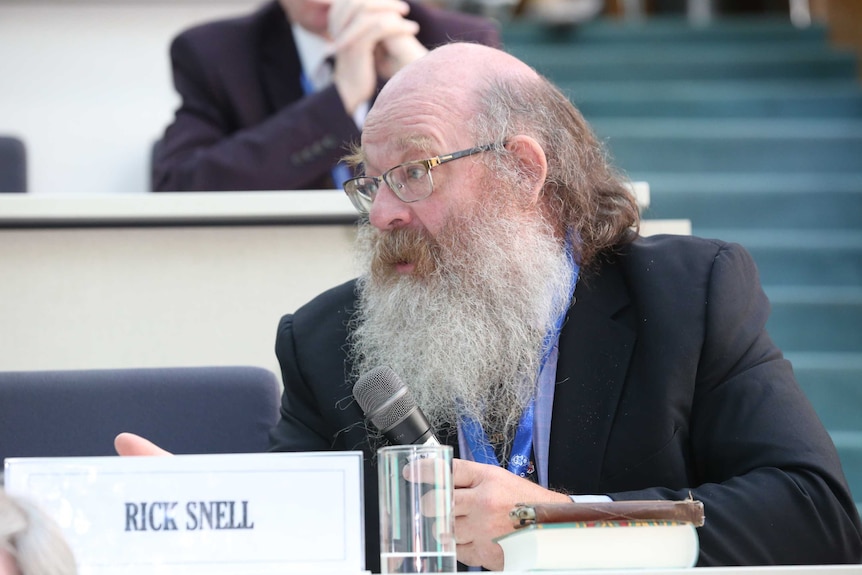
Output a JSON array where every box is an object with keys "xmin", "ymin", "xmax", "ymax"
[
  {"xmin": 152, "ymin": 0, "xmax": 500, "ymax": 192},
  {"xmin": 0, "ymin": 490, "xmax": 77, "ymax": 575}
]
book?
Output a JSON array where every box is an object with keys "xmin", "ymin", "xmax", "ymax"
[
  {"xmin": 495, "ymin": 519, "xmax": 700, "ymax": 571},
  {"xmin": 509, "ymin": 499, "xmax": 705, "ymax": 528},
  {"xmin": 495, "ymin": 499, "xmax": 704, "ymax": 571}
]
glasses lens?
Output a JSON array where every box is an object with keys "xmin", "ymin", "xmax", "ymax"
[
  {"xmin": 345, "ymin": 177, "xmax": 377, "ymax": 213},
  {"xmin": 387, "ymin": 161, "xmax": 432, "ymax": 203}
]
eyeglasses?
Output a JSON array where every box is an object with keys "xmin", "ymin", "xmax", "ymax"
[{"xmin": 342, "ymin": 143, "xmax": 498, "ymax": 214}]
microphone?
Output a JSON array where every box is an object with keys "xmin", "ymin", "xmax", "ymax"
[{"xmin": 352, "ymin": 366, "xmax": 440, "ymax": 446}]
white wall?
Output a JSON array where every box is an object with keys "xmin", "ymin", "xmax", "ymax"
[
  {"xmin": 0, "ymin": 0, "xmax": 260, "ymax": 195},
  {"xmin": 0, "ymin": 223, "xmax": 359, "ymax": 377}
]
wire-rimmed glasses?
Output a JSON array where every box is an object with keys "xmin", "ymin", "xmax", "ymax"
[{"xmin": 342, "ymin": 143, "xmax": 498, "ymax": 214}]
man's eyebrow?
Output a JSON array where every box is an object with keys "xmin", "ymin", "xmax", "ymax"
[
  {"xmin": 399, "ymin": 136, "xmax": 436, "ymax": 155},
  {"xmin": 343, "ymin": 147, "xmax": 366, "ymax": 168},
  {"xmin": 346, "ymin": 136, "xmax": 438, "ymax": 169}
]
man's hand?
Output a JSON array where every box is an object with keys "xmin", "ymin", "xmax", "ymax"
[
  {"xmin": 452, "ymin": 458, "xmax": 571, "ymax": 571},
  {"xmin": 375, "ymin": 34, "xmax": 428, "ymax": 81},
  {"xmin": 328, "ymin": 0, "xmax": 426, "ymax": 114},
  {"xmin": 114, "ymin": 432, "xmax": 173, "ymax": 456}
]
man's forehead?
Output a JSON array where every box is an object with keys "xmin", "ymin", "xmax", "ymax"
[{"xmin": 362, "ymin": 91, "xmax": 469, "ymax": 167}]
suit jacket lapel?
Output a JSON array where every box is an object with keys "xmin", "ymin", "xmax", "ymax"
[
  {"xmin": 548, "ymin": 256, "xmax": 636, "ymax": 494},
  {"xmin": 258, "ymin": 2, "xmax": 305, "ymax": 113}
]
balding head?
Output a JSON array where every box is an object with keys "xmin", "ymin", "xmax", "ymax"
[
  {"xmin": 389, "ymin": 42, "xmax": 538, "ymax": 89},
  {"xmin": 364, "ymin": 43, "xmax": 539, "ymax": 140}
]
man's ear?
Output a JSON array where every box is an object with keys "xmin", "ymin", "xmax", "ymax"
[{"xmin": 505, "ymin": 135, "xmax": 547, "ymax": 206}]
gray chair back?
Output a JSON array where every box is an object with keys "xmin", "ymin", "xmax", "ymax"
[
  {"xmin": 0, "ymin": 136, "xmax": 26, "ymax": 193},
  {"xmin": 0, "ymin": 365, "xmax": 281, "ymax": 471}
]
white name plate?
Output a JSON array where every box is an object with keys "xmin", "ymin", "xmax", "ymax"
[{"xmin": 4, "ymin": 452, "xmax": 366, "ymax": 575}]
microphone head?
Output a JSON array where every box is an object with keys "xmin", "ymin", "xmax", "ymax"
[{"xmin": 352, "ymin": 366, "xmax": 417, "ymax": 433}]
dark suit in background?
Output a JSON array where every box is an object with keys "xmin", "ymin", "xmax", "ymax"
[
  {"xmin": 152, "ymin": 1, "xmax": 500, "ymax": 192},
  {"xmin": 270, "ymin": 234, "xmax": 862, "ymax": 573}
]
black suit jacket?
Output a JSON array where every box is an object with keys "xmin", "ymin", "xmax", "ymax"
[
  {"xmin": 271, "ymin": 234, "xmax": 862, "ymax": 572},
  {"xmin": 152, "ymin": 1, "xmax": 500, "ymax": 192}
]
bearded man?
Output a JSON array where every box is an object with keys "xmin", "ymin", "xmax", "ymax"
[
  {"xmin": 267, "ymin": 42, "xmax": 862, "ymax": 571},
  {"xmin": 119, "ymin": 43, "xmax": 862, "ymax": 571}
]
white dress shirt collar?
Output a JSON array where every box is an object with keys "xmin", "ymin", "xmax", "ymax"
[{"xmin": 291, "ymin": 23, "xmax": 334, "ymax": 91}]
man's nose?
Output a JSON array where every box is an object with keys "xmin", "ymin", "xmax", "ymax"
[{"xmin": 368, "ymin": 183, "xmax": 413, "ymax": 231}]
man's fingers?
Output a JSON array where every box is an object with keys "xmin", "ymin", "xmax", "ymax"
[
  {"xmin": 327, "ymin": 0, "xmax": 419, "ymax": 108},
  {"xmin": 114, "ymin": 432, "xmax": 173, "ymax": 456},
  {"xmin": 452, "ymin": 457, "xmax": 484, "ymax": 488},
  {"xmin": 329, "ymin": 0, "xmax": 410, "ymax": 37},
  {"xmin": 402, "ymin": 456, "xmax": 450, "ymax": 485},
  {"xmin": 333, "ymin": 12, "xmax": 418, "ymax": 53}
]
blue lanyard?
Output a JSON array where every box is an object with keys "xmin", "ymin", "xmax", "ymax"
[
  {"xmin": 460, "ymin": 234, "xmax": 579, "ymax": 477},
  {"xmin": 461, "ymin": 401, "xmax": 536, "ymax": 477},
  {"xmin": 299, "ymin": 71, "xmax": 315, "ymax": 94}
]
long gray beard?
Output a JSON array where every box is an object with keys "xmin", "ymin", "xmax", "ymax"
[{"xmin": 349, "ymin": 203, "xmax": 575, "ymax": 450}]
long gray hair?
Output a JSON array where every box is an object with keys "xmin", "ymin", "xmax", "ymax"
[{"xmin": 470, "ymin": 74, "xmax": 639, "ymax": 268}]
